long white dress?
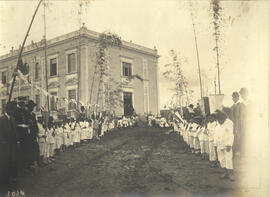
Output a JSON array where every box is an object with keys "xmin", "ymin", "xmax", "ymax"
[{"xmin": 38, "ymin": 123, "xmax": 46, "ymax": 156}]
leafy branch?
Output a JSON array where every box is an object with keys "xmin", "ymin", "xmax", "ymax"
[
  {"xmin": 163, "ymin": 50, "xmax": 192, "ymax": 107},
  {"xmin": 90, "ymin": 32, "xmax": 123, "ymax": 113}
]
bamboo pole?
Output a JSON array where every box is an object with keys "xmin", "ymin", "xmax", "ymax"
[
  {"xmin": 215, "ymin": 37, "xmax": 221, "ymax": 94},
  {"xmin": 189, "ymin": 4, "xmax": 203, "ymax": 99}
]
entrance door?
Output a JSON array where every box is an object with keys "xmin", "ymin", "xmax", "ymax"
[{"xmin": 123, "ymin": 92, "xmax": 133, "ymax": 116}]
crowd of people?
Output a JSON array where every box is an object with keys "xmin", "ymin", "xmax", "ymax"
[
  {"xmin": 0, "ymin": 96, "xmax": 138, "ymax": 193},
  {"xmin": 37, "ymin": 114, "xmax": 137, "ymax": 166},
  {"xmin": 0, "ymin": 87, "xmax": 251, "ymax": 193},
  {"xmin": 147, "ymin": 115, "xmax": 170, "ymax": 128},
  {"xmin": 169, "ymin": 88, "xmax": 251, "ymax": 181}
]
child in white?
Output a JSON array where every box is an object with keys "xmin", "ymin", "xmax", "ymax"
[
  {"xmin": 37, "ymin": 121, "xmax": 46, "ymax": 164},
  {"xmin": 198, "ymin": 125, "xmax": 209, "ymax": 160},
  {"xmin": 215, "ymin": 111, "xmax": 235, "ymax": 181},
  {"xmin": 193, "ymin": 123, "xmax": 201, "ymax": 155},
  {"xmin": 46, "ymin": 126, "xmax": 55, "ymax": 162},
  {"xmin": 207, "ymin": 117, "xmax": 218, "ymax": 164}
]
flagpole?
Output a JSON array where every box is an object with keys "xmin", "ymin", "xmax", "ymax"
[
  {"xmin": 43, "ymin": 1, "xmax": 50, "ymax": 113},
  {"xmin": 8, "ymin": 0, "xmax": 44, "ymax": 102}
]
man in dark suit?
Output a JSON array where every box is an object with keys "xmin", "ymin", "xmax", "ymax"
[
  {"xmin": 239, "ymin": 88, "xmax": 251, "ymax": 156},
  {"xmin": 13, "ymin": 97, "xmax": 29, "ymax": 169},
  {"xmin": 0, "ymin": 102, "xmax": 20, "ymax": 192},
  {"xmin": 26, "ymin": 100, "xmax": 40, "ymax": 167},
  {"xmin": 231, "ymin": 92, "xmax": 241, "ymax": 155}
]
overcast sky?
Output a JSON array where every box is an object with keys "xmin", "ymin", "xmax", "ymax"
[{"xmin": 0, "ymin": 0, "xmax": 269, "ymax": 109}]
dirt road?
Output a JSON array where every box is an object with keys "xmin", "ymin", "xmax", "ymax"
[{"xmin": 16, "ymin": 127, "xmax": 236, "ymax": 197}]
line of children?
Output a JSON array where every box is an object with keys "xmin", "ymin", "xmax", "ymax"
[
  {"xmin": 173, "ymin": 110, "xmax": 235, "ymax": 181},
  {"xmin": 37, "ymin": 115, "xmax": 136, "ymax": 166}
]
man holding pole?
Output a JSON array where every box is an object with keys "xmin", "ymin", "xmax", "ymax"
[{"xmin": 26, "ymin": 100, "xmax": 40, "ymax": 168}]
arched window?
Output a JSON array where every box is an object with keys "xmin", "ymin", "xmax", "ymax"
[
  {"xmin": 24, "ymin": 63, "xmax": 29, "ymax": 75},
  {"xmin": 35, "ymin": 62, "xmax": 40, "ymax": 80}
]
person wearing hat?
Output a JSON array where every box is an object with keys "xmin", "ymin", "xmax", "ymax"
[{"xmin": 26, "ymin": 100, "xmax": 40, "ymax": 168}]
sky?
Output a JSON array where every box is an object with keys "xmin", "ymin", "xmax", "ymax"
[{"xmin": 0, "ymin": 0, "xmax": 269, "ymax": 110}]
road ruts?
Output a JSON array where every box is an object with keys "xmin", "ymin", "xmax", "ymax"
[{"xmin": 16, "ymin": 127, "xmax": 236, "ymax": 197}]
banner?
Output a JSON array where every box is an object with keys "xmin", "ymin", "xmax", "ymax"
[{"xmin": 208, "ymin": 94, "xmax": 224, "ymax": 114}]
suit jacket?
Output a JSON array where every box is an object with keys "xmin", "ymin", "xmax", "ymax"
[
  {"xmin": 240, "ymin": 100, "xmax": 252, "ymax": 134},
  {"xmin": 27, "ymin": 111, "xmax": 38, "ymax": 140},
  {"xmin": 231, "ymin": 102, "xmax": 241, "ymax": 136}
]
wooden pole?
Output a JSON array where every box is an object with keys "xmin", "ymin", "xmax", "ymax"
[
  {"xmin": 215, "ymin": 37, "xmax": 221, "ymax": 94},
  {"xmin": 214, "ymin": 78, "xmax": 217, "ymax": 95},
  {"xmin": 43, "ymin": 1, "xmax": 50, "ymax": 113},
  {"xmin": 8, "ymin": 0, "xmax": 44, "ymax": 102},
  {"xmin": 190, "ymin": 7, "xmax": 203, "ymax": 99}
]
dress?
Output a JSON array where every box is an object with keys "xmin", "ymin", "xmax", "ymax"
[
  {"xmin": 37, "ymin": 123, "xmax": 46, "ymax": 156},
  {"xmin": 208, "ymin": 121, "xmax": 218, "ymax": 161}
]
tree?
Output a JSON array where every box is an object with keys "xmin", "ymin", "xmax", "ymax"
[
  {"xmin": 210, "ymin": 0, "xmax": 222, "ymax": 94},
  {"xmin": 163, "ymin": 50, "xmax": 191, "ymax": 110},
  {"xmin": 89, "ymin": 32, "xmax": 124, "ymax": 114}
]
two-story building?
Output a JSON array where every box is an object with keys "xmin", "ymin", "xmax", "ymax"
[{"xmin": 0, "ymin": 26, "xmax": 159, "ymax": 116}]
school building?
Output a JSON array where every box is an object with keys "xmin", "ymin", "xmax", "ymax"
[{"xmin": 0, "ymin": 26, "xmax": 159, "ymax": 116}]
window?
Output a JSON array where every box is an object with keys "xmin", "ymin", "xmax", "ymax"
[
  {"xmin": 1, "ymin": 71, "xmax": 7, "ymax": 84},
  {"xmin": 24, "ymin": 63, "xmax": 29, "ymax": 75},
  {"xmin": 35, "ymin": 63, "xmax": 40, "ymax": 80},
  {"xmin": 68, "ymin": 89, "xmax": 76, "ymax": 110},
  {"xmin": 50, "ymin": 58, "xmax": 57, "ymax": 76},
  {"xmin": 67, "ymin": 53, "xmax": 76, "ymax": 73},
  {"xmin": 1, "ymin": 99, "xmax": 6, "ymax": 114},
  {"xmin": 122, "ymin": 62, "xmax": 132, "ymax": 77},
  {"xmin": 50, "ymin": 92, "xmax": 57, "ymax": 111},
  {"xmin": 35, "ymin": 95, "xmax": 40, "ymax": 111}
]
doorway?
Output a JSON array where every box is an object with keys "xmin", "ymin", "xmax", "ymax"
[{"xmin": 123, "ymin": 91, "xmax": 133, "ymax": 116}]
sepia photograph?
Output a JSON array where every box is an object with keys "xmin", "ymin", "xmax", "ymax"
[{"xmin": 0, "ymin": 0, "xmax": 269, "ymax": 196}]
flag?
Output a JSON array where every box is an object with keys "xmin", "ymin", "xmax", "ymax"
[{"xmin": 175, "ymin": 111, "xmax": 184, "ymax": 122}]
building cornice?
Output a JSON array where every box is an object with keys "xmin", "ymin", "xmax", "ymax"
[{"xmin": 0, "ymin": 27, "xmax": 159, "ymax": 63}]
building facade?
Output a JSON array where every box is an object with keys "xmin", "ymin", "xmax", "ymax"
[{"xmin": 0, "ymin": 27, "xmax": 159, "ymax": 116}]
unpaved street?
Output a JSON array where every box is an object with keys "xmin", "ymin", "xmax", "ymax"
[{"xmin": 17, "ymin": 127, "xmax": 236, "ymax": 197}]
